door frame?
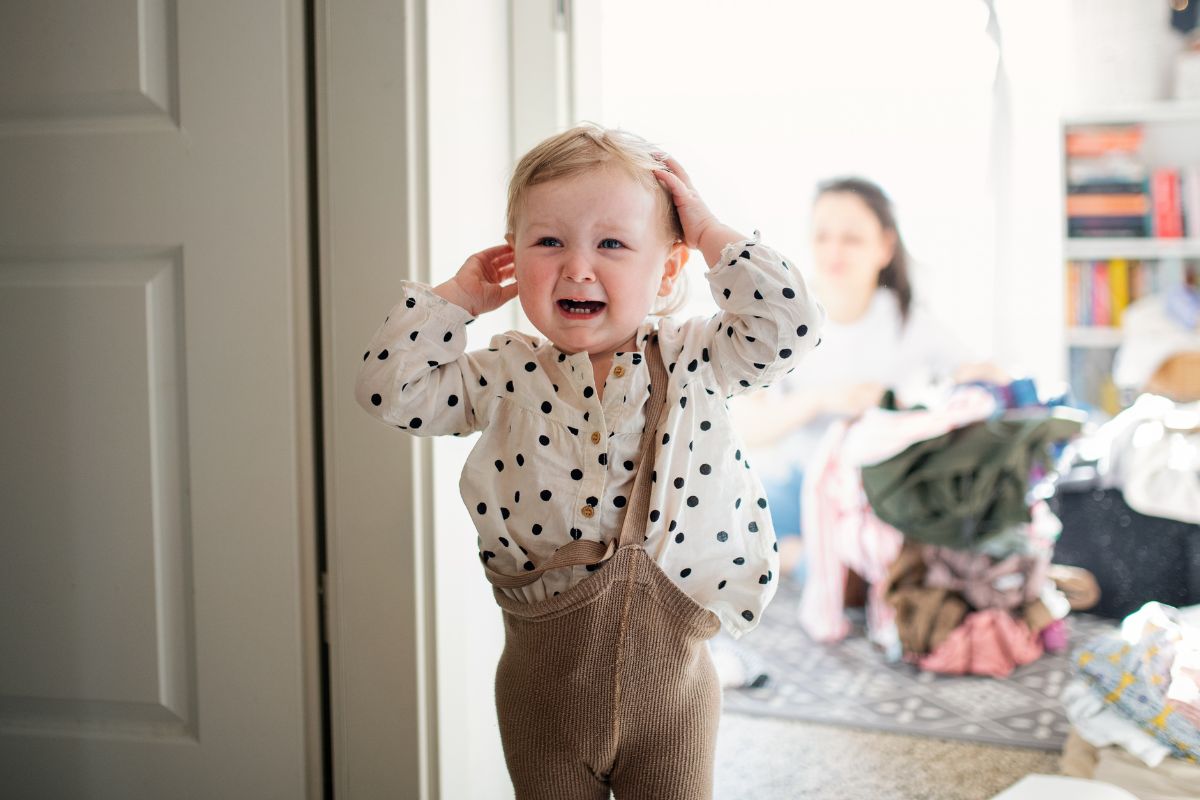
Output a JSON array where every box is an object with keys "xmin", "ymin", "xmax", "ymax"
[
  {"xmin": 314, "ymin": 0, "xmax": 440, "ymax": 797},
  {"xmin": 317, "ymin": 1, "xmax": 587, "ymax": 795}
]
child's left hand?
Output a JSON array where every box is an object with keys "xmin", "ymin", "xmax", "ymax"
[{"xmin": 653, "ymin": 155, "xmax": 747, "ymax": 267}]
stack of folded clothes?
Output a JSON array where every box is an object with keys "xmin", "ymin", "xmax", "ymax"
[{"xmin": 1059, "ymin": 602, "xmax": 1200, "ymax": 800}]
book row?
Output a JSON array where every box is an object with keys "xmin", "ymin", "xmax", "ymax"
[{"xmin": 1064, "ymin": 258, "xmax": 1197, "ymax": 327}]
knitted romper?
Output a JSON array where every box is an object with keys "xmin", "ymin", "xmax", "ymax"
[{"xmin": 483, "ymin": 339, "xmax": 724, "ymax": 799}]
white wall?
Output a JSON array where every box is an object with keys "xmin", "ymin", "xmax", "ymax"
[
  {"xmin": 590, "ymin": 0, "xmax": 1004, "ymax": 365},
  {"xmin": 426, "ymin": 2, "xmax": 514, "ymax": 798}
]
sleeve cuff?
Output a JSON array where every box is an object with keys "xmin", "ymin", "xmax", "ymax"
[{"xmin": 401, "ymin": 280, "xmax": 477, "ymax": 327}]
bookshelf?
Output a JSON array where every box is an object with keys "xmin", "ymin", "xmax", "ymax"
[{"xmin": 1061, "ymin": 101, "xmax": 1200, "ymax": 417}]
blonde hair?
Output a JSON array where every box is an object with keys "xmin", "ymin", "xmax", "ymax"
[{"xmin": 506, "ymin": 123, "xmax": 688, "ymax": 316}]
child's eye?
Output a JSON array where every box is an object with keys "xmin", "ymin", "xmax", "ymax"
[
  {"xmin": 536, "ymin": 237, "xmax": 562, "ymax": 247},
  {"xmin": 598, "ymin": 239, "xmax": 624, "ymax": 250}
]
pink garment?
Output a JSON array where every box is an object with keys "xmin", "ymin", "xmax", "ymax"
[
  {"xmin": 798, "ymin": 387, "xmax": 998, "ymax": 643},
  {"xmin": 923, "ymin": 546, "xmax": 1050, "ymax": 611},
  {"xmin": 1041, "ymin": 619, "xmax": 1069, "ymax": 653},
  {"xmin": 918, "ymin": 609, "xmax": 1044, "ymax": 678}
]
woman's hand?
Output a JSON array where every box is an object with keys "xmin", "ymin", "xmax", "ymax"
[
  {"xmin": 830, "ymin": 382, "xmax": 887, "ymax": 417},
  {"xmin": 433, "ymin": 244, "xmax": 518, "ymax": 317},
  {"xmin": 653, "ymin": 155, "xmax": 746, "ymax": 267}
]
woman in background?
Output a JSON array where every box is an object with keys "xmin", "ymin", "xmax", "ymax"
[{"xmin": 734, "ymin": 177, "xmax": 996, "ymax": 583}]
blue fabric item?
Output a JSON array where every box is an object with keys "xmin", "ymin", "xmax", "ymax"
[
  {"xmin": 760, "ymin": 465, "xmax": 804, "ymax": 539},
  {"xmin": 1009, "ymin": 377, "xmax": 1039, "ymax": 408},
  {"xmin": 1165, "ymin": 285, "xmax": 1200, "ymax": 330}
]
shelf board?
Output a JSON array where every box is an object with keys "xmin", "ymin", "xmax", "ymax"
[
  {"xmin": 1062, "ymin": 100, "xmax": 1200, "ymax": 126},
  {"xmin": 1065, "ymin": 238, "xmax": 1200, "ymax": 260},
  {"xmin": 1066, "ymin": 326, "xmax": 1124, "ymax": 348}
]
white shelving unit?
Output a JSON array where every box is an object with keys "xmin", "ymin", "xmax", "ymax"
[
  {"xmin": 1064, "ymin": 237, "xmax": 1200, "ymax": 261},
  {"xmin": 1061, "ymin": 101, "xmax": 1200, "ymax": 413}
]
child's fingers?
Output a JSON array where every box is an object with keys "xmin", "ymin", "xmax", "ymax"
[
  {"xmin": 485, "ymin": 260, "xmax": 516, "ymax": 283},
  {"xmin": 499, "ymin": 281, "xmax": 519, "ymax": 304},
  {"xmin": 656, "ymin": 154, "xmax": 694, "ymax": 189},
  {"xmin": 476, "ymin": 242, "xmax": 513, "ymax": 260},
  {"xmin": 653, "ymin": 168, "xmax": 688, "ymax": 200}
]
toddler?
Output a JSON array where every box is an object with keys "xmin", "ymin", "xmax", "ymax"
[{"xmin": 356, "ymin": 124, "xmax": 825, "ymax": 799}]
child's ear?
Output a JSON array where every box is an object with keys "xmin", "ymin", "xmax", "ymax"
[
  {"xmin": 504, "ymin": 232, "xmax": 515, "ymax": 249},
  {"xmin": 658, "ymin": 241, "xmax": 689, "ymax": 297}
]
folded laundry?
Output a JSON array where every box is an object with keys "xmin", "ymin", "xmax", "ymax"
[
  {"xmin": 1060, "ymin": 679, "xmax": 1175, "ymax": 768},
  {"xmin": 1073, "ymin": 602, "xmax": 1200, "ymax": 762}
]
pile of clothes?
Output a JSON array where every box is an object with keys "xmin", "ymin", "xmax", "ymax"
[
  {"xmin": 1052, "ymin": 394, "xmax": 1200, "ymax": 619},
  {"xmin": 1064, "ymin": 393, "xmax": 1200, "ymax": 526},
  {"xmin": 1059, "ymin": 601, "xmax": 1200, "ymax": 800},
  {"xmin": 798, "ymin": 380, "xmax": 1090, "ymax": 675}
]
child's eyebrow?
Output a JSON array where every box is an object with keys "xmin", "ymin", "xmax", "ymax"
[{"xmin": 523, "ymin": 219, "xmax": 644, "ymax": 236}]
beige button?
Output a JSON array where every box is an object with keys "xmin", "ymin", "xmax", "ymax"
[
  {"xmin": 581, "ymin": 506, "xmax": 595, "ymax": 518},
  {"xmin": 590, "ymin": 431, "xmax": 602, "ymax": 445},
  {"xmin": 613, "ymin": 365, "xmax": 626, "ymax": 377}
]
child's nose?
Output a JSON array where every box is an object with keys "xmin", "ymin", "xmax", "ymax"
[{"xmin": 561, "ymin": 251, "xmax": 596, "ymax": 282}]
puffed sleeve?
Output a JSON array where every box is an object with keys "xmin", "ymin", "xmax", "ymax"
[
  {"xmin": 355, "ymin": 281, "xmax": 501, "ymax": 436},
  {"xmin": 703, "ymin": 233, "xmax": 827, "ymax": 397}
]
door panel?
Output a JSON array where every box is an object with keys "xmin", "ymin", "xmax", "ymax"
[{"xmin": 0, "ymin": 2, "xmax": 320, "ymax": 797}]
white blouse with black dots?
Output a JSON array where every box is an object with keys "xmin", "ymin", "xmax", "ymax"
[{"xmin": 355, "ymin": 235, "xmax": 826, "ymax": 638}]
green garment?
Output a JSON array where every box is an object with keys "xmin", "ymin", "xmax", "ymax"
[{"xmin": 860, "ymin": 409, "xmax": 1084, "ymax": 550}]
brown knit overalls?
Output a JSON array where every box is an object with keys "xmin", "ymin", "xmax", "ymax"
[{"xmin": 483, "ymin": 339, "xmax": 723, "ymax": 799}]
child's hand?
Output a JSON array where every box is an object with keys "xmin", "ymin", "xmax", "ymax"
[
  {"xmin": 433, "ymin": 244, "xmax": 518, "ymax": 317},
  {"xmin": 653, "ymin": 155, "xmax": 746, "ymax": 267}
]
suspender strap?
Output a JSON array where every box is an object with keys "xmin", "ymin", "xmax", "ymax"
[{"xmin": 483, "ymin": 336, "xmax": 668, "ymax": 589}]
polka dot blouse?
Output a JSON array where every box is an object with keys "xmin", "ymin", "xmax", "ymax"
[{"xmin": 356, "ymin": 234, "xmax": 826, "ymax": 637}]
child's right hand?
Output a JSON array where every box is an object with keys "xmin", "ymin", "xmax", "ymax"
[{"xmin": 433, "ymin": 244, "xmax": 518, "ymax": 317}]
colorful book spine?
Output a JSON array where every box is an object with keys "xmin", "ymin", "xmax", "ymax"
[
  {"xmin": 1066, "ymin": 194, "xmax": 1149, "ymax": 216},
  {"xmin": 1109, "ymin": 258, "xmax": 1130, "ymax": 326},
  {"xmin": 1065, "ymin": 125, "xmax": 1144, "ymax": 157},
  {"xmin": 1070, "ymin": 262, "xmax": 1080, "ymax": 326},
  {"xmin": 1151, "ymin": 168, "xmax": 1184, "ymax": 238},
  {"xmin": 1092, "ymin": 260, "xmax": 1111, "ymax": 326},
  {"xmin": 1079, "ymin": 262, "xmax": 1092, "ymax": 326},
  {"xmin": 1132, "ymin": 260, "xmax": 1148, "ymax": 300},
  {"xmin": 1067, "ymin": 180, "xmax": 1148, "ymax": 195},
  {"xmin": 1068, "ymin": 217, "xmax": 1148, "ymax": 237}
]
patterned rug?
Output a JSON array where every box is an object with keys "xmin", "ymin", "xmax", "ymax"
[{"xmin": 723, "ymin": 580, "xmax": 1118, "ymax": 751}]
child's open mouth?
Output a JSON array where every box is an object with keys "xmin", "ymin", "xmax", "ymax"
[{"xmin": 557, "ymin": 299, "xmax": 606, "ymax": 317}]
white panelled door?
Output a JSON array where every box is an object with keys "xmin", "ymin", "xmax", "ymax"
[{"xmin": 0, "ymin": 2, "xmax": 321, "ymax": 798}]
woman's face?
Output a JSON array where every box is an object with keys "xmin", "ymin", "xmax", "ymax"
[{"xmin": 810, "ymin": 191, "xmax": 895, "ymax": 300}]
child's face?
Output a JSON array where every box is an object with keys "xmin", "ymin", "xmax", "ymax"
[{"xmin": 508, "ymin": 166, "xmax": 685, "ymax": 360}]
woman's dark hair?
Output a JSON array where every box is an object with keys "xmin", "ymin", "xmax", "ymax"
[{"xmin": 815, "ymin": 176, "xmax": 913, "ymax": 325}]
